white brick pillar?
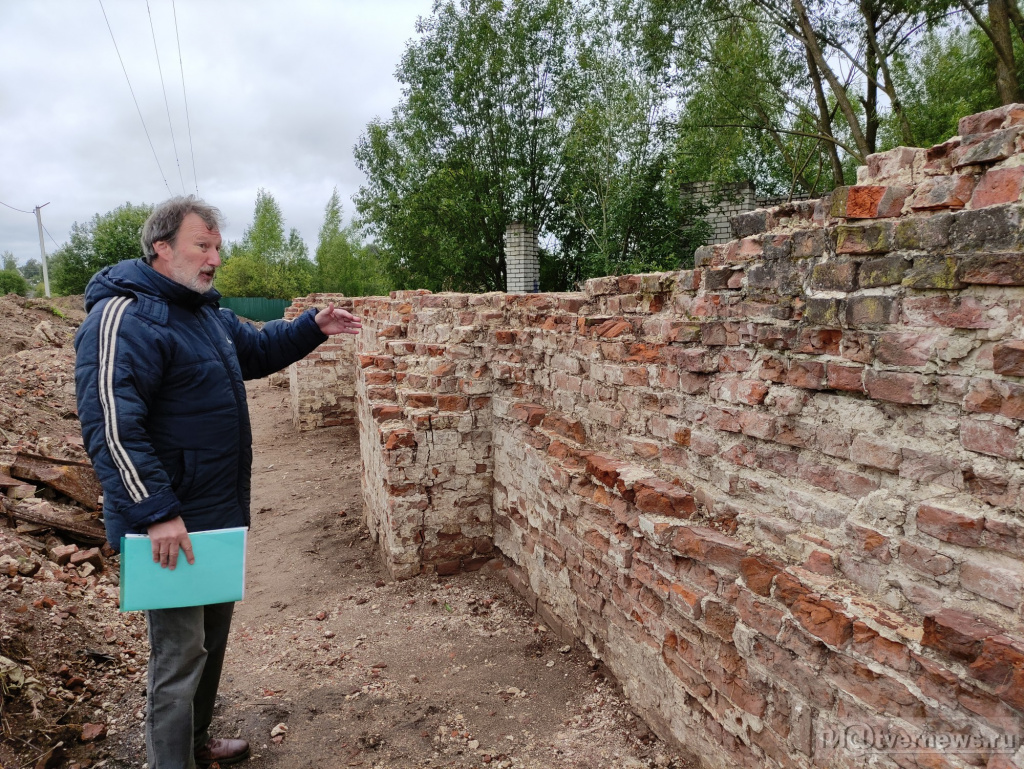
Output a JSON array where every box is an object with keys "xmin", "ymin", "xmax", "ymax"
[{"xmin": 504, "ymin": 222, "xmax": 539, "ymax": 293}]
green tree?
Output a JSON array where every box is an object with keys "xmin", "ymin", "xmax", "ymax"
[
  {"xmin": 551, "ymin": 11, "xmax": 710, "ymax": 281},
  {"xmin": 49, "ymin": 202, "xmax": 152, "ymax": 295},
  {"xmin": 19, "ymin": 258, "xmax": 43, "ymax": 285},
  {"xmin": 315, "ymin": 189, "xmax": 390, "ymax": 297},
  {"xmin": 355, "ymin": 0, "xmax": 581, "ymax": 292},
  {"xmin": 883, "ymin": 19, "xmax": 1024, "ymax": 148},
  {"xmin": 0, "ymin": 250, "xmax": 28, "ymax": 296},
  {"xmin": 215, "ymin": 189, "xmax": 315, "ymax": 299}
]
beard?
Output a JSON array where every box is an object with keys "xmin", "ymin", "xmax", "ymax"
[{"xmin": 173, "ymin": 266, "xmax": 216, "ymax": 293}]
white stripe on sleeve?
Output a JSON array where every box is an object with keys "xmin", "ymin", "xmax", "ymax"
[{"xmin": 98, "ymin": 297, "xmax": 149, "ymax": 503}]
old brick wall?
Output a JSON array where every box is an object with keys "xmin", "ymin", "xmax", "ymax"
[
  {"xmin": 295, "ymin": 105, "xmax": 1024, "ymax": 768},
  {"xmin": 284, "ymin": 294, "xmax": 358, "ymax": 431}
]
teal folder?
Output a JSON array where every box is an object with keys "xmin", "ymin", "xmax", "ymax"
[{"xmin": 119, "ymin": 527, "xmax": 248, "ymax": 611}]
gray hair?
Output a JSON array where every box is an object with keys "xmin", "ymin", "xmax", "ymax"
[{"xmin": 141, "ymin": 196, "xmax": 223, "ymax": 263}]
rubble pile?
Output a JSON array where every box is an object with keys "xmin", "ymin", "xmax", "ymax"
[{"xmin": 0, "ymin": 293, "xmax": 147, "ymax": 769}]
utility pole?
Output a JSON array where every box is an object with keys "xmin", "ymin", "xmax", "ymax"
[{"xmin": 34, "ymin": 203, "xmax": 50, "ymax": 298}]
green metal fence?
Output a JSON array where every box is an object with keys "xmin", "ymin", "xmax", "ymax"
[{"xmin": 219, "ymin": 297, "xmax": 291, "ymax": 322}]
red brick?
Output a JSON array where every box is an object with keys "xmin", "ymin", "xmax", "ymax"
[
  {"xmin": 670, "ymin": 526, "xmax": 748, "ymax": 571},
  {"xmin": 993, "ymin": 340, "xmax": 1024, "ymax": 376},
  {"xmin": 960, "ymin": 417, "xmax": 1019, "ymax": 459},
  {"xmin": 912, "ymin": 653, "xmax": 959, "ymax": 708},
  {"xmin": 661, "ymin": 644, "xmax": 705, "ymax": 694},
  {"xmin": 383, "ymin": 428, "xmax": 416, "ymax": 449},
  {"xmin": 969, "ymin": 635, "xmax": 1024, "ymax": 712},
  {"xmin": 633, "ymin": 478, "xmax": 697, "ymax": 518},
  {"xmin": 739, "ymin": 556, "xmax": 781, "ymax": 597},
  {"xmin": 363, "ymin": 371, "xmax": 395, "ymax": 385},
  {"xmin": 810, "ymin": 260, "xmax": 859, "ymax": 291},
  {"xmin": 834, "ymin": 221, "xmax": 894, "ymax": 254},
  {"xmin": 791, "ymin": 596, "xmax": 854, "ymax": 648},
  {"xmin": 902, "ymin": 296, "xmax": 997, "ymax": 329},
  {"xmin": 69, "ymin": 547, "xmax": 104, "ymax": 571},
  {"xmin": 957, "ymin": 681, "xmax": 1020, "ymax": 722},
  {"xmin": 960, "ymin": 253, "xmax": 1024, "ymax": 285},
  {"xmin": 772, "ymin": 573, "xmax": 812, "ymax": 607},
  {"xmin": 719, "ymin": 348, "xmax": 753, "ymax": 372},
  {"xmin": 850, "ymin": 622, "xmax": 913, "ymax": 672},
  {"xmin": 825, "ymin": 364, "xmax": 865, "ymax": 392},
  {"xmin": 592, "ymin": 319, "xmax": 632, "ymax": 338},
  {"xmin": 865, "ymin": 370, "xmax": 934, "ymax": 405},
  {"xmin": 803, "ymin": 549, "xmax": 835, "ymax": 575},
  {"xmin": 953, "ymin": 126, "xmax": 1023, "ymax": 166},
  {"xmin": 909, "ymin": 175, "xmax": 976, "ymax": 210},
  {"xmin": 849, "ymin": 434, "xmax": 902, "ymax": 471},
  {"xmin": 984, "ymin": 517, "xmax": 1024, "ymax": 556},
  {"xmin": 922, "ymin": 609, "xmax": 1000, "ymax": 663},
  {"xmin": 736, "ymin": 590, "xmax": 784, "ymax": 640},
  {"xmin": 541, "ymin": 414, "xmax": 587, "ymax": 444},
  {"xmin": 959, "ymin": 105, "xmax": 1019, "ymax": 135},
  {"xmin": 436, "ymin": 395, "xmax": 469, "ymax": 411},
  {"xmin": 787, "ymin": 360, "xmax": 826, "ymax": 390},
  {"xmin": 960, "ymin": 559, "xmax": 1024, "ymax": 609},
  {"xmin": 667, "ymin": 583, "xmax": 703, "ymax": 618},
  {"xmin": 711, "ymin": 378, "xmax": 769, "ymax": 405},
  {"xmin": 758, "ymin": 355, "xmax": 788, "ymax": 382},
  {"xmin": 702, "ymin": 601, "xmax": 738, "ymax": 642},
  {"xmin": 969, "ymin": 166, "xmax": 1024, "ymax": 208},
  {"xmin": 793, "ymin": 328, "xmax": 842, "ymax": 355},
  {"xmin": 898, "ymin": 540, "xmax": 954, "ymax": 576},
  {"xmin": 47, "ymin": 543, "xmax": 78, "ymax": 565},
  {"xmin": 584, "ymin": 453, "xmax": 629, "ymax": 489},
  {"xmin": 404, "ymin": 392, "xmax": 436, "ymax": 409},
  {"xmin": 843, "ymin": 185, "xmax": 912, "ymax": 218},
  {"xmin": 750, "ymin": 636, "xmax": 835, "ymax": 710},
  {"xmin": 835, "ymin": 469, "xmax": 879, "ymax": 499},
  {"xmin": 875, "ymin": 331, "xmax": 938, "ymax": 367},
  {"xmin": 825, "ymin": 656, "xmax": 925, "ymax": 718},
  {"xmin": 917, "ymin": 503, "xmax": 984, "ymax": 547},
  {"xmin": 845, "ymin": 524, "xmax": 890, "ymax": 563},
  {"xmin": 581, "ymin": 529, "xmax": 610, "ymax": 555}
]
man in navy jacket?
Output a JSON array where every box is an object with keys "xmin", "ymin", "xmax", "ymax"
[{"xmin": 75, "ymin": 197, "xmax": 360, "ymax": 768}]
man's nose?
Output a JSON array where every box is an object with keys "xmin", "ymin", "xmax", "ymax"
[{"xmin": 209, "ymin": 251, "xmax": 222, "ymax": 267}]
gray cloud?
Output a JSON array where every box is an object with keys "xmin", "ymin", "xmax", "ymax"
[{"xmin": 0, "ymin": 0, "xmax": 429, "ymax": 266}]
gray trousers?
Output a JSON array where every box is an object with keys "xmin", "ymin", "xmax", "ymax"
[{"xmin": 145, "ymin": 602, "xmax": 234, "ymax": 769}]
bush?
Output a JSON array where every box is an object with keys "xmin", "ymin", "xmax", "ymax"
[{"xmin": 0, "ymin": 270, "xmax": 29, "ymax": 296}]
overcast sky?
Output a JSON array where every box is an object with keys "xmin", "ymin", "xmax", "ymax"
[{"xmin": 1, "ymin": 0, "xmax": 434, "ymax": 266}]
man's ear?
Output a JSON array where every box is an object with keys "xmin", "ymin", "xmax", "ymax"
[{"xmin": 152, "ymin": 239, "xmax": 173, "ymax": 261}]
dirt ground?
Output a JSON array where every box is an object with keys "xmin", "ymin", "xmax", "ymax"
[{"xmin": 0, "ymin": 295, "xmax": 692, "ymax": 769}]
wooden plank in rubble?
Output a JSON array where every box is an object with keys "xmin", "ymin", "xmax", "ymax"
[
  {"xmin": 8, "ymin": 500, "xmax": 106, "ymax": 544},
  {"xmin": 11, "ymin": 452, "xmax": 102, "ymax": 511}
]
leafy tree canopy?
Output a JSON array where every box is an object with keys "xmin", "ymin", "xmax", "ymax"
[
  {"xmin": 315, "ymin": 189, "xmax": 391, "ymax": 297},
  {"xmin": 355, "ymin": 0, "xmax": 713, "ymax": 292},
  {"xmin": 0, "ymin": 250, "xmax": 28, "ymax": 296},
  {"xmin": 0, "ymin": 270, "xmax": 29, "ymax": 297},
  {"xmin": 215, "ymin": 189, "xmax": 316, "ymax": 299},
  {"xmin": 49, "ymin": 202, "xmax": 152, "ymax": 295}
]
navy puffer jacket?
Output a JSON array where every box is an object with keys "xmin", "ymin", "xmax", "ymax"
[{"xmin": 74, "ymin": 259, "xmax": 326, "ymax": 550}]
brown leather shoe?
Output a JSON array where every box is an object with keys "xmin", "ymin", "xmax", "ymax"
[{"xmin": 194, "ymin": 737, "xmax": 250, "ymax": 766}]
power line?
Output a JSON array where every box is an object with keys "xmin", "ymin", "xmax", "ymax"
[
  {"xmin": 0, "ymin": 200, "xmax": 34, "ymax": 215},
  {"xmin": 146, "ymin": 0, "xmax": 186, "ymax": 194},
  {"xmin": 97, "ymin": 0, "xmax": 173, "ymax": 196},
  {"xmin": 43, "ymin": 226, "xmax": 63, "ymax": 251},
  {"xmin": 172, "ymin": 0, "xmax": 200, "ymax": 196}
]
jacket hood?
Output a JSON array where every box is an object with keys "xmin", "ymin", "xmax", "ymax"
[{"xmin": 84, "ymin": 259, "xmax": 220, "ymax": 313}]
